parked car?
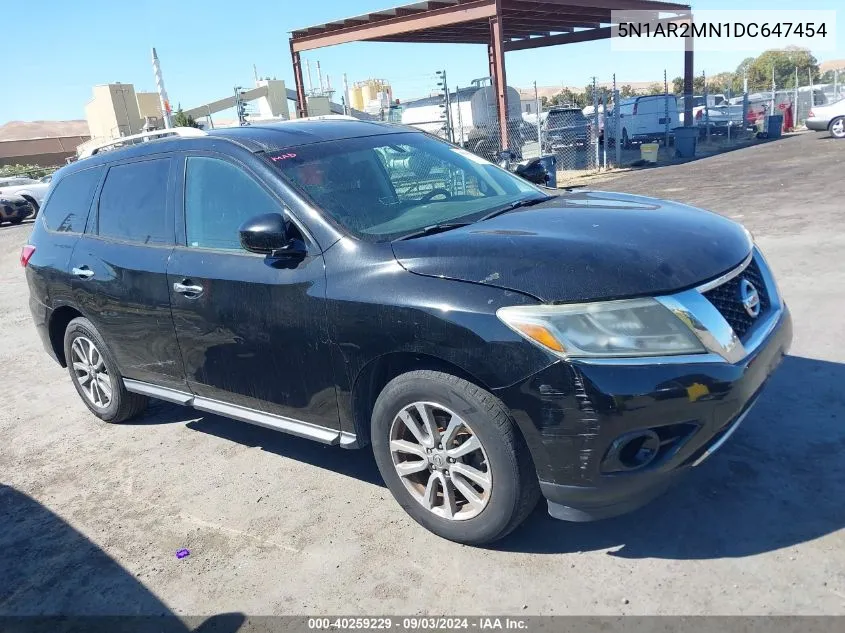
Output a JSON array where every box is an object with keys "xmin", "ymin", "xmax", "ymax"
[
  {"xmin": 693, "ymin": 104, "xmax": 746, "ymax": 135},
  {"xmin": 806, "ymin": 97, "xmax": 845, "ymax": 139},
  {"xmin": 23, "ymin": 121, "xmax": 791, "ymax": 545},
  {"xmin": 608, "ymin": 94, "xmax": 680, "ymax": 147},
  {"xmin": 0, "ymin": 174, "xmax": 52, "ymax": 216},
  {"xmin": 0, "ymin": 193, "xmax": 34, "ymax": 225},
  {"xmin": 541, "ymin": 107, "xmax": 589, "ymax": 152}
]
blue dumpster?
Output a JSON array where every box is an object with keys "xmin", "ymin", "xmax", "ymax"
[
  {"xmin": 673, "ymin": 126, "xmax": 697, "ymax": 158},
  {"xmin": 766, "ymin": 115, "xmax": 783, "ymax": 139}
]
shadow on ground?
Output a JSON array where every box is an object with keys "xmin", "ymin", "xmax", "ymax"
[{"xmin": 0, "ymin": 485, "xmax": 246, "ymax": 629}]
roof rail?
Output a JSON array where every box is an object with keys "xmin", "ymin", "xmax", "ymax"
[{"xmin": 78, "ymin": 127, "xmax": 208, "ymax": 159}]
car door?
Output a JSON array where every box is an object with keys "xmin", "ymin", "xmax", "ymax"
[
  {"xmin": 167, "ymin": 152, "xmax": 338, "ymax": 431},
  {"xmin": 68, "ymin": 155, "xmax": 187, "ymax": 390}
]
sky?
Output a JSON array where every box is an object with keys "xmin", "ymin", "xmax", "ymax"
[{"xmin": 2, "ymin": 0, "xmax": 843, "ymax": 124}]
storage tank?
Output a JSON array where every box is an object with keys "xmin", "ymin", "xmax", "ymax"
[{"xmin": 350, "ymin": 85, "xmax": 364, "ymax": 112}]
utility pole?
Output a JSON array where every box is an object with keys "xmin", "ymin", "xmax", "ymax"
[
  {"xmin": 234, "ymin": 86, "xmax": 249, "ymax": 126},
  {"xmin": 436, "ymin": 70, "xmax": 453, "ymax": 143},
  {"xmin": 343, "ymin": 73, "xmax": 350, "ymax": 115},
  {"xmin": 306, "ymin": 59, "xmax": 313, "ymax": 94},
  {"xmin": 317, "ymin": 61, "xmax": 325, "ymax": 94}
]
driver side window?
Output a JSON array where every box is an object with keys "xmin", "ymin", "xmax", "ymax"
[
  {"xmin": 184, "ymin": 157, "xmax": 279, "ymax": 250},
  {"xmin": 376, "ymin": 145, "xmax": 488, "ymax": 202}
]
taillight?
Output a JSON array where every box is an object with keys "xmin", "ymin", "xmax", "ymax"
[
  {"xmin": 808, "ymin": 109, "xmax": 815, "ymax": 118},
  {"xmin": 20, "ymin": 245, "xmax": 35, "ymax": 268},
  {"xmin": 632, "ymin": 102, "xmax": 638, "ymax": 115},
  {"xmin": 695, "ymin": 110, "xmax": 703, "ymax": 120}
]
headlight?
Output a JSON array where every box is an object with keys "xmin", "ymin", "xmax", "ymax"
[{"xmin": 497, "ymin": 298, "xmax": 705, "ymax": 358}]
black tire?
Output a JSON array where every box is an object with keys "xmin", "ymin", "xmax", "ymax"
[
  {"xmin": 371, "ymin": 370, "xmax": 539, "ymax": 545},
  {"xmin": 63, "ymin": 317, "xmax": 148, "ymax": 423},
  {"xmin": 621, "ymin": 128, "xmax": 631, "ymax": 149},
  {"xmin": 829, "ymin": 117, "xmax": 845, "ymax": 139},
  {"xmin": 9, "ymin": 218, "xmax": 23, "ymax": 225}
]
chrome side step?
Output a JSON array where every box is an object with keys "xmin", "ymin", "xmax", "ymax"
[{"xmin": 123, "ymin": 379, "xmax": 351, "ymax": 447}]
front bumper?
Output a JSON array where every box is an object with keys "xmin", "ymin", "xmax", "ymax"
[
  {"xmin": 493, "ymin": 248, "xmax": 792, "ymax": 522},
  {"xmin": 498, "ymin": 307, "xmax": 791, "ymax": 521}
]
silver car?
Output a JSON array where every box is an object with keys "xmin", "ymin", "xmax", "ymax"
[
  {"xmin": 0, "ymin": 174, "xmax": 52, "ymax": 216},
  {"xmin": 0, "ymin": 193, "xmax": 34, "ymax": 225},
  {"xmin": 806, "ymin": 97, "xmax": 845, "ymax": 139}
]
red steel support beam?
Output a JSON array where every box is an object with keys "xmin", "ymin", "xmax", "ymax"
[
  {"xmin": 291, "ymin": 0, "xmax": 497, "ymax": 52},
  {"xmin": 489, "ymin": 11, "xmax": 509, "ymax": 151},
  {"xmin": 290, "ymin": 41, "xmax": 308, "ymax": 118},
  {"xmin": 503, "ymin": 25, "xmax": 611, "ymax": 51}
]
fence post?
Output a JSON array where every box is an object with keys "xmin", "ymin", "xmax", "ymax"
[
  {"xmin": 742, "ymin": 92, "xmax": 749, "ymax": 135},
  {"xmin": 534, "ymin": 81, "xmax": 542, "ymax": 156},
  {"xmin": 592, "ymin": 76, "xmax": 599, "ymax": 171},
  {"xmin": 664, "ymin": 69, "xmax": 670, "ymax": 147},
  {"xmin": 613, "ymin": 75, "xmax": 621, "ymax": 167},
  {"xmin": 703, "ymin": 70, "xmax": 710, "ymax": 143},
  {"xmin": 456, "ymin": 85, "xmax": 464, "ymax": 147},
  {"xmin": 794, "ymin": 67, "xmax": 799, "ymax": 127},
  {"xmin": 726, "ymin": 86, "xmax": 731, "ymax": 143},
  {"xmin": 602, "ymin": 91, "xmax": 608, "ymax": 170}
]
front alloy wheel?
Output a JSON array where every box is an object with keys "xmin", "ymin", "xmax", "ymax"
[
  {"xmin": 390, "ymin": 402, "xmax": 491, "ymax": 520},
  {"xmin": 830, "ymin": 117, "xmax": 845, "ymax": 139}
]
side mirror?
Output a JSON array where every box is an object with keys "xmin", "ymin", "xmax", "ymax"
[{"xmin": 239, "ymin": 213, "xmax": 306, "ymax": 260}]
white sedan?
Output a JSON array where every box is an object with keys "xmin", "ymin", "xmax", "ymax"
[
  {"xmin": 0, "ymin": 174, "xmax": 52, "ymax": 216},
  {"xmin": 806, "ymin": 97, "xmax": 845, "ymax": 139}
]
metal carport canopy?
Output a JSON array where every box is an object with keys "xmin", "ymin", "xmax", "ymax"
[{"xmin": 289, "ymin": 0, "xmax": 693, "ymax": 149}]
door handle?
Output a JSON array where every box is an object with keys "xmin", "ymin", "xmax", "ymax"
[
  {"xmin": 71, "ymin": 266, "xmax": 94, "ymax": 279},
  {"xmin": 173, "ymin": 281, "xmax": 203, "ymax": 296}
]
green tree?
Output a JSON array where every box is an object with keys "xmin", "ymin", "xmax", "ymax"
[
  {"xmin": 172, "ymin": 107, "xmax": 200, "ymax": 128},
  {"xmin": 619, "ymin": 84, "xmax": 636, "ymax": 98},
  {"xmin": 671, "ymin": 76, "xmax": 684, "ymax": 94},
  {"xmin": 745, "ymin": 48, "xmax": 819, "ymax": 91},
  {"xmin": 645, "ymin": 82, "xmax": 665, "ymax": 95}
]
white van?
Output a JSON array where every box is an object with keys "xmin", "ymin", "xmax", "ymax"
[{"xmin": 608, "ymin": 95, "xmax": 680, "ymax": 147}]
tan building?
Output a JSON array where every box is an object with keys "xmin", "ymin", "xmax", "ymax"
[
  {"xmin": 84, "ymin": 83, "xmax": 144, "ymax": 143},
  {"xmin": 136, "ymin": 91, "xmax": 164, "ymax": 122}
]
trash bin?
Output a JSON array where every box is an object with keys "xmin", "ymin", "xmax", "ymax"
[
  {"xmin": 673, "ymin": 126, "xmax": 697, "ymax": 158},
  {"xmin": 640, "ymin": 143, "xmax": 659, "ymax": 163},
  {"xmin": 766, "ymin": 115, "xmax": 783, "ymax": 139}
]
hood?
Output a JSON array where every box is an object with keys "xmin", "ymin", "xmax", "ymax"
[{"xmin": 391, "ymin": 190, "xmax": 751, "ymax": 303}]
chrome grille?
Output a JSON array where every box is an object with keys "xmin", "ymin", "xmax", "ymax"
[{"xmin": 702, "ymin": 258, "xmax": 770, "ymax": 340}]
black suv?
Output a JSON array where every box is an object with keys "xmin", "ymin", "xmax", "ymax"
[{"xmin": 24, "ymin": 120, "xmax": 792, "ymax": 545}]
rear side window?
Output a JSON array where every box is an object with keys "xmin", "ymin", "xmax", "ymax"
[
  {"xmin": 97, "ymin": 159, "xmax": 171, "ymax": 244},
  {"xmin": 184, "ymin": 157, "xmax": 279, "ymax": 250},
  {"xmin": 41, "ymin": 167, "xmax": 104, "ymax": 233}
]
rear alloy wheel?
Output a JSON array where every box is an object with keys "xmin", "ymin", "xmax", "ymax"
[
  {"xmin": 830, "ymin": 117, "xmax": 845, "ymax": 139},
  {"xmin": 371, "ymin": 370, "xmax": 539, "ymax": 545},
  {"xmin": 64, "ymin": 317, "xmax": 148, "ymax": 423}
]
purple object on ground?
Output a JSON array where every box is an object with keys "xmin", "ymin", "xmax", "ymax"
[{"xmin": 176, "ymin": 548, "xmax": 190, "ymax": 559}]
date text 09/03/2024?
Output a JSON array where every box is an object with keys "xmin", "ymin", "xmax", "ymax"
[{"xmin": 308, "ymin": 617, "xmax": 529, "ymax": 630}]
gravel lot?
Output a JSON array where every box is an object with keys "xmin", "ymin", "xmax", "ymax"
[{"xmin": 1, "ymin": 131, "xmax": 843, "ymax": 617}]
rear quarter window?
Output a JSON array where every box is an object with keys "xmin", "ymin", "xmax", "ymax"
[
  {"xmin": 41, "ymin": 167, "xmax": 105, "ymax": 233},
  {"xmin": 97, "ymin": 158, "xmax": 171, "ymax": 244}
]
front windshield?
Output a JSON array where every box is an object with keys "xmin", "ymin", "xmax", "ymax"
[{"xmin": 269, "ymin": 132, "xmax": 542, "ymax": 242}]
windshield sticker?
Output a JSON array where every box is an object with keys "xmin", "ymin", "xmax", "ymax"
[{"xmin": 271, "ymin": 153, "xmax": 297, "ymax": 161}]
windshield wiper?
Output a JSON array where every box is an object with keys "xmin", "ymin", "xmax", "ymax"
[
  {"xmin": 478, "ymin": 195, "xmax": 554, "ymax": 222},
  {"xmin": 396, "ymin": 222, "xmax": 471, "ymax": 241}
]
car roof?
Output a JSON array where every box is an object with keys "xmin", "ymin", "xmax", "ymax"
[{"xmin": 60, "ymin": 119, "xmax": 416, "ymax": 179}]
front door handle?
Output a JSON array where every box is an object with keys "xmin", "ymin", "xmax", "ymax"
[
  {"xmin": 72, "ymin": 266, "xmax": 94, "ymax": 279},
  {"xmin": 173, "ymin": 281, "xmax": 203, "ymax": 297}
]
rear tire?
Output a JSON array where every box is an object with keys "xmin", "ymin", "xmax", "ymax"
[
  {"xmin": 371, "ymin": 370, "xmax": 539, "ymax": 545},
  {"xmin": 621, "ymin": 128, "xmax": 631, "ymax": 149},
  {"xmin": 63, "ymin": 317, "xmax": 148, "ymax": 423},
  {"xmin": 830, "ymin": 117, "xmax": 845, "ymax": 139}
]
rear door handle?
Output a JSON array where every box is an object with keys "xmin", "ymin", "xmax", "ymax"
[
  {"xmin": 71, "ymin": 266, "xmax": 94, "ymax": 279},
  {"xmin": 173, "ymin": 281, "xmax": 203, "ymax": 297}
]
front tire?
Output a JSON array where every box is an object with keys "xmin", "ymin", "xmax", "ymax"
[
  {"xmin": 371, "ymin": 370, "xmax": 539, "ymax": 545},
  {"xmin": 63, "ymin": 317, "xmax": 148, "ymax": 423},
  {"xmin": 830, "ymin": 117, "xmax": 845, "ymax": 139}
]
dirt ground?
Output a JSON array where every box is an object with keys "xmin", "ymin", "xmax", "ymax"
[{"xmin": 1, "ymin": 131, "xmax": 843, "ymax": 617}]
